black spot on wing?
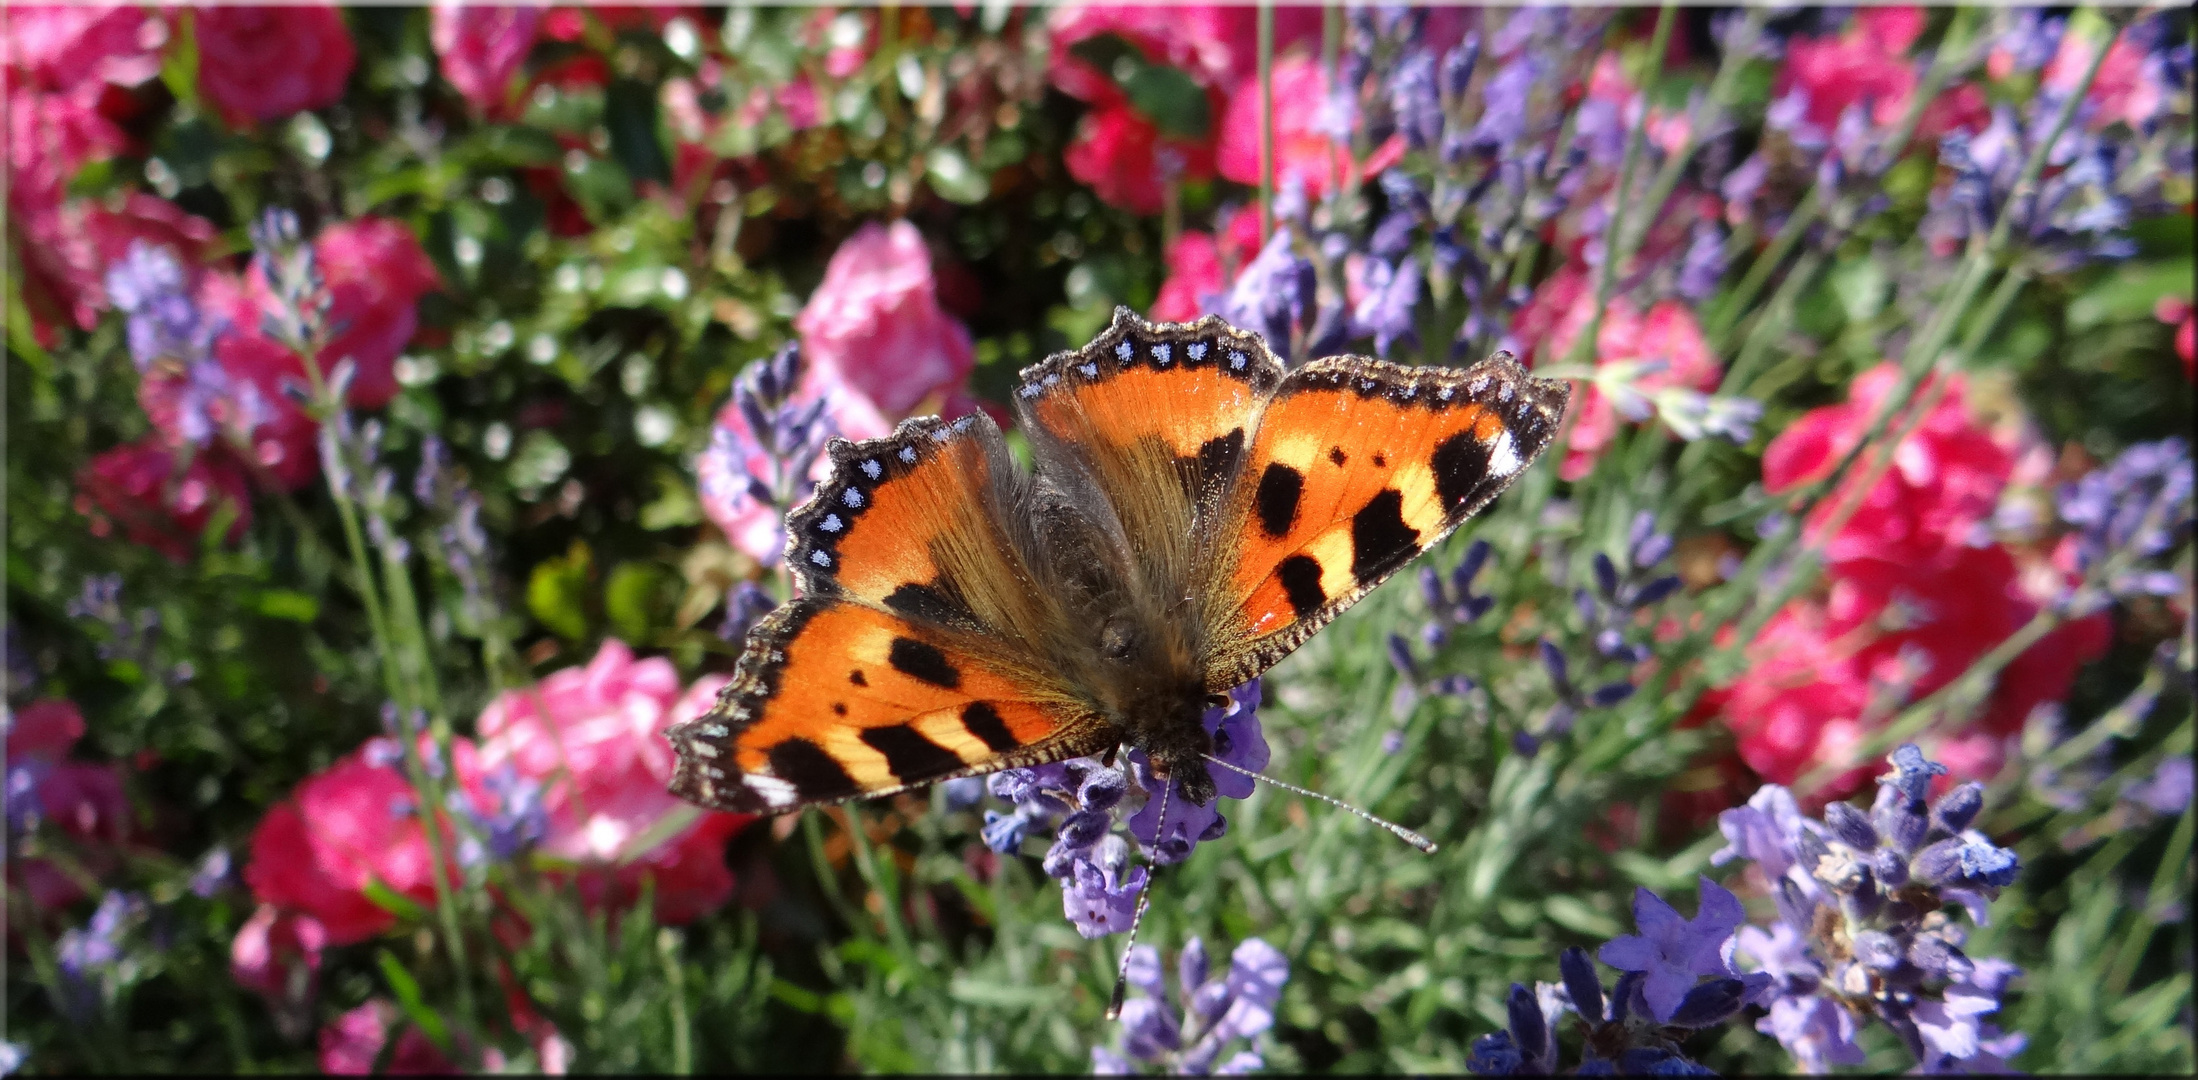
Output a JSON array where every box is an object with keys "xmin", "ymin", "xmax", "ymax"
[
  {"xmin": 883, "ymin": 581, "xmax": 971, "ymax": 626},
  {"xmin": 849, "ymin": 669, "xmax": 868, "ymax": 687},
  {"xmin": 861, "ymin": 724, "xmax": 964, "ymax": 783},
  {"xmin": 1278, "ymin": 555, "xmax": 1326, "ymax": 618},
  {"xmin": 768, "ymin": 738, "xmax": 858, "ymax": 799},
  {"xmin": 1432, "ymin": 431, "xmax": 1493, "ymax": 512},
  {"xmin": 1255, "ymin": 463, "xmax": 1304, "ymax": 538},
  {"xmin": 961, "ymin": 702, "xmax": 1020, "ymax": 752},
  {"xmin": 1349, "ymin": 488, "xmax": 1421, "ymax": 584},
  {"xmin": 888, "ymin": 637, "xmax": 962, "ymax": 690},
  {"xmin": 1195, "ymin": 428, "xmax": 1245, "ymax": 490},
  {"xmin": 1328, "ymin": 446, "xmax": 1347, "ymax": 466}
]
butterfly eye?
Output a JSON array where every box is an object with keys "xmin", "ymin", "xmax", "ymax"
[{"xmin": 1099, "ymin": 619, "xmax": 1136, "ymax": 660}]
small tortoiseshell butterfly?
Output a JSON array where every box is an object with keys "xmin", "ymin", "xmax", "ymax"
[{"xmin": 668, "ymin": 308, "xmax": 1568, "ymax": 815}]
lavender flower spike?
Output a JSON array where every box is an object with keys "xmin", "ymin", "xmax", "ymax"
[
  {"xmin": 1596, "ymin": 878, "xmax": 1749, "ymax": 1023},
  {"xmin": 1094, "ymin": 936, "xmax": 1290, "ymax": 1076}
]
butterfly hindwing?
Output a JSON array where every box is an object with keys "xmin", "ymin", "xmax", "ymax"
[
  {"xmin": 668, "ymin": 597, "xmax": 1113, "ymax": 813},
  {"xmin": 1200, "ymin": 351, "xmax": 1570, "ymax": 689}
]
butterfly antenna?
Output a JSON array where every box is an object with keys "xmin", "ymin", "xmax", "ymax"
[
  {"xmin": 1106, "ymin": 776, "xmax": 1169, "ymax": 1021},
  {"xmin": 1201, "ymin": 754, "xmax": 1438, "ymax": 854}
]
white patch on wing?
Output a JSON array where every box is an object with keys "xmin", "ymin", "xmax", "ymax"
[
  {"xmin": 743, "ymin": 773, "xmax": 801, "ymax": 808},
  {"xmin": 1488, "ymin": 429, "xmax": 1522, "ymax": 477}
]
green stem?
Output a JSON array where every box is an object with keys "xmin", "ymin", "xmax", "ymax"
[
  {"xmin": 1559, "ymin": 5, "xmax": 1676, "ymax": 373},
  {"xmin": 1617, "ymin": 8, "xmax": 1768, "ymax": 259},
  {"xmin": 659, "ymin": 928, "xmax": 694, "ymax": 1075},
  {"xmin": 1257, "ymin": 0, "xmax": 1275, "ymax": 243},
  {"xmin": 842, "ymin": 805, "xmax": 917, "ymax": 974}
]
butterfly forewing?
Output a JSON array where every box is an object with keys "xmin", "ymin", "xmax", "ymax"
[{"xmin": 1199, "ymin": 351, "xmax": 1570, "ymax": 689}]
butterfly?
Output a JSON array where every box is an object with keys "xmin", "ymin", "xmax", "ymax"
[{"xmin": 668, "ymin": 308, "xmax": 1569, "ymax": 815}]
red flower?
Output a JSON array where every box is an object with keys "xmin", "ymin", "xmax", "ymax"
[
  {"xmin": 430, "ymin": 4, "xmax": 542, "ymax": 115},
  {"xmin": 318, "ymin": 1000, "xmax": 454, "ymax": 1076},
  {"xmin": 242, "ymin": 735, "xmax": 488, "ymax": 946},
  {"xmin": 193, "ymin": 5, "xmax": 357, "ymax": 127},
  {"xmin": 794, "ymin": 220, "xmax": 976, "ymax": 418},
  {"xmin": 2156, "ymin": 296, "xmax": 2195, "ymax": 380},
  {"xmin": 1762, "ymin": 363, "xmax": 2013, "ymax": 568},
  {"xmin": 1775, "ymin": 7, "xmax": 1984, "ymax": 140},
  {"xmin": 474, "ymin": 640, "xmax": 755, "ymax": 925},
  {"xmin": 75, "ymin": 440, "xmax": 253, "ymax": 560},
  {"xmin": 1065, "ymin": 102, "xmax": 1215, "ymax": 215}
]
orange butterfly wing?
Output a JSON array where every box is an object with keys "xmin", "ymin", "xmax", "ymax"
[
  {"xmin": 667, "ymin": 598, "xmax": 1108, "ymax": 812},
  {"xmin": 1199, "ymin": 351, "xmax": 1570, "ymax": 688},
  {"xmin": 669, "ymin": 415, "xmax": 1110, "ymax": 813}
]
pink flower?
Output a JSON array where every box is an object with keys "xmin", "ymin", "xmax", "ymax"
[
  {"xmin": 1150, "ymin": 231, "xmax": 1222, "ymax": 323},
  {"xmin": 75, "ymin": 440, "xmax": 253, "ymax": 560},
  {"xmin": 6, "ymin": 699, "xmax": 133, "ymax": 910},
  {"xmin": 318, "ymin": 1000, "xmax": 454, "ymax": 1076},
  {"xmin": 474, "ymin": 640, "xmax": 755, "ymax": 925},
  {"xmin": 430, "ymin": 4, "xmax": 542, "ymax": 115},
  {"xmin": 194, "ymin": 5, "xmax": 357, "ymax": 126},
  {"xmin": 1761, "ymin": 363, "xmax": 2013, "ymax": 568},
  {"xmin": 1045, "ymin": 4, "xmax": 1321, "ymax": 106},
  {"xmin": 243, "ymin": 735, "xmax": 489, "ymax": 945},
  {"xmin": 794, "ymin": 220, "xmax": 977, "ymax": 418},
  {"xmin": 3, "ymin": 5, "xmax": 167, "ymax": 93},
  {"xmin": 2045, "ymin": 27, "xmax": 2168, "ymax": 131},
  {"xmin": 1215, "ymin": 54, "xmax": 1346, "ymax": 199},
  {"xmin": 1065, "ymin": 102, "xmax": 1215, "ymax": 215},
  {"xmin": 1511, "ymin": 268, "xmax": 1723, "ymax": 481},
  {"xmin": 229, "ymin": 903, "xmax": 327, "ymax": 1004},
  {"xmin": 295, "ymin": 217, "xmax": 444, "ymax": 409}
]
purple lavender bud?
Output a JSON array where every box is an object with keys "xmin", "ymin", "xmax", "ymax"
[
  {"xmin": 1386, "ymin": 634, "xmax": 1421, "ymax": 681},
  {"xmin": 1432, "ymin": 675, "xmax": 1477, "ymax": 696},
  {"xmin": 1462, "ymin": 595, "xmax": 1496, "ymax": 623},
  {"xmin": 1876, "ymin": 795, "xmax": 1930, "ymax": 855},
  {"xmin": 1852, "ymin": 930, "xmax": 1903, "ymax": 973},
  {"xmin": 1456, "ymin": 540, "xmax": 1493, "ymax": 591},
  {"xmin": 1930, "ymin": 782, "xmax": 1985, "ymax": 835},
  {"xmin": 981, "ymin": 808, "xmax": 1032, "ymax": 853},
  {"xmin": 1908, "ymin": 934, "xmax": 1972, "ymax": 982},
  {"xmin": 1881, "ymin": 745, "xmax": 1949, "ymax": 807},
  {"xmin": 1419, "ymin": 565, "xmax": 1449, "ymax": 610},
  {"xmin": 1080, "ymin": 768, "xmax": 1128, "ymax": 813},
  {"xmin": 1440, "ymin": 35, "xmax": 1480, "ymax": 99},
  {"xmin": 1370, "ymin": 211, "xmax": 1419, "ymax": 262},
  {"xmin": 1797, "ymin": 828, "xmax": 1834, "ymax": 879},
  {"xmin": 1504, "ymin": 982, "xmax": 1548, "ymax": 1072},
  {"xmin": 188, "ymin": 847, "xmax": 234, "ymax": 898},
  {"xmin": 1627, "ymin": 514, "xmax": 1670, "ymax": 565},
  {"xmin": 987, "ymin": 768, "xmax": 1039, "ymax": 806},
  {"xmin": 1911, "ymin": 838, "xmax": 1967, "ymax": 888},
  {"xmin": 1573, "ymin": 588, "xmax": 1600, "ymax": 624},
  {"xmin": 1511, "ymin": 730, "xmax": 1542, "ymax": 758},
  {"xmin": 1874, "ymin": 847, "xmax": 1910, "ymax": 888},
  {"xmin": 1589, "ymin": 682, "xmax": 1635, "ymax": 708},
  {"xmin": 1559, "ymin": 946, "xmax": 1605, "ymax": 1025},
  {"xmin": 1823, "ymin": 802, "xmax": 1880, "ymax": 851},
  {"xmin": 1390, "ymin": 50, "xmax": 1442, "ymax": 150},
  {"xmin": 1592, "ymin": 553, "xmax": 1620, "ymax": 602},
  {"xmin": 1667, "ymin": 978, "xmax": 1746, "ymax": 1028},
  {"xmin": 1631, "ymin": 575, "xmax": 1683, "ymax": 609},
  {"xmin": 1422, "ymin": 622, "xmax": 1450, "ymax": 648},
  {"xmin": 1675, "ymin": 224, "xmax": 1726, "ymax": 304},
  {"xmin": 1538, "ymin": 640, "xmax": 1570, "ymax": 693},
  {"xmin": 1607, "ymin": 970, "xmax": 1643, "ymax": 1023},
  {"xmin": 1466, "ymin": 1032, "xmax": 1524, "ymax": 1075}
]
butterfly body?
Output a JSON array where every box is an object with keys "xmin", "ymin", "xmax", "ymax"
[{"xmin": 670, "ymin": 309, "xmax": 1568, "ymax": 815}]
